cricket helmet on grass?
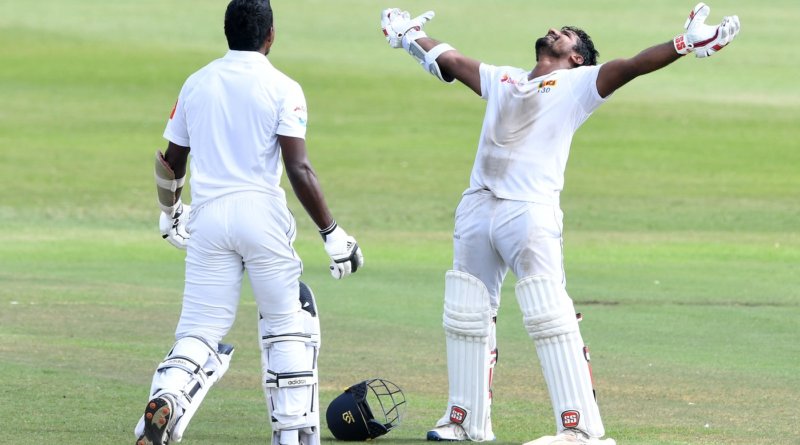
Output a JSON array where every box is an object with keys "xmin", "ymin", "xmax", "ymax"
[{"xmin": 326, "ymin": 379, "xmax": 406, "ymax": 441}]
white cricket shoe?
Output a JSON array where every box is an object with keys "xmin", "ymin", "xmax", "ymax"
[
  {"xmin": 427, "ymin": 423, "xmax": 469, "ymax": 441},
  {"xmin": 522, "ymin": 429, "xmax": 616, "ymax": 445}
]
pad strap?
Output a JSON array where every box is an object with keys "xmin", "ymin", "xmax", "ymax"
[
  {"xmin": 261, "ymin": 333, "xmax": 320, "ymax": 389},
  {"xmin": 157, "ymin": 356, "xmax": 204, "ymax": 376},
  {"xmin": 264, "ymin": 371, "xmax": 318, "ymax": 388},
  {"xmin": 262, "ymin": 333, "xmax": 321, "ymax": 346}
]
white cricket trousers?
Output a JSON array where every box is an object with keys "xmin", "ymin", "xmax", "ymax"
[
  {"xmin": 176, "ymin": 191, "xmax": 304, "ymax": 345},
  {"xmin": 452, "ymin": 189, "xmax": 565, "ymax": 309}
]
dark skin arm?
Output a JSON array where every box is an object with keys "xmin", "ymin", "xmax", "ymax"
[
  {"xmin": 278, "ymin": 135, "xmax": 335, "ymax": 230},
  {"xmin": 596, "ymin": 41, "xmax": 683, "ymax": 98},
  {"xmin": 414, "ymin": 37, "xmax": 683, "ymax": 100},
  {"xmin": 163, "ymin": 141, "xmax": 190, "ymax": 202}
]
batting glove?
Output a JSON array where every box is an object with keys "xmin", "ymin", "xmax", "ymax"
[
  {"xmin": 381, "ymin": 8, "xmax": 435, "ymax": 49},
  {"xmin": 320, "ymin": 222, "xmax": 364, "ymax": 280},
  {"xmin": 674, "ymin": 3, "xmax": 740, "ymax": 58},
  {"xmin": 159, "ymin": 201, "xmax": 190, "ymax": 250}
]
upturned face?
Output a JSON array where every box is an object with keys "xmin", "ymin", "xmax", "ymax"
[{"xmin": 535, "ymin": 27, "xmax": 581, "ymax": 61}]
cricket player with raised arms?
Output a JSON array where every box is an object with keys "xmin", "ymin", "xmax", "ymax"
[{"xmin": 381, "ymin": 3, "xmax": 739, "ymax": 445}]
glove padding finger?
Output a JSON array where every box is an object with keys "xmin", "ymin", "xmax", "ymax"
[
  {"xmin": 408, "ymin": 10, "xmax": 435, "ymax": 30},
  {"xmin": 695, "ymin": 15, "xmax": 740, "ymax": 58},
  {"xmin": 159, "ymin": 203, "xmax": 191, "ymax": 250},
  {"xmin": 684, "ymin": 2, "xmax": 710, "ymax": 30},
  {"xmin": 381, "ymin": 8, "xmax": 404, "ymax": 48},
  {"xmin": 322, "ymin": 225, "xmax": 364, "ymax": 279},
  {"xmin": 381, "ymin": 8, "xmax": 435, "ymax": 48},
  {"xmin": 329, "ymin": 242, "xmax": 364, "ymax": 280}
]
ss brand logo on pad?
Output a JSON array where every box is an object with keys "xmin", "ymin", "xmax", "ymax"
[
  {"xmin": 561, "ymin": 410, "xmax": 580, "ymax": 428},
  {"xmin": 449, "ymin": 406, "xmax": 467, "ymax": 424}
]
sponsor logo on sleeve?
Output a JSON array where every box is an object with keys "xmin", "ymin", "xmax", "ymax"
[
  {"xmin": 292, "ymin": 105, "xmax": 307, "ymax": 126},
  {"xmin": 500, "ymin": 73, "xmax": 518, "ymax": 85}
]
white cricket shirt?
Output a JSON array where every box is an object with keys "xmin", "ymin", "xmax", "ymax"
[
  {"xmin": 466, "ymin": 63, "xmax": 606, "ymax": 205},
  {"xmin": 164, "ymin": 50, "xmax": 308, "ymax": 209}
]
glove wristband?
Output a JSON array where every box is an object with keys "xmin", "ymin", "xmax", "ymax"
[
  {"xmin": 402, "ymin": 28, "xmax": 428, "ymax": 51},
  {"xmin": 162, "ymin": 199, "xmax": 183, "ymax": 218},
  {"xmin": 319, "ymin": 220, "xmax": 337, "ymax": 240},
  {"xmin": 673, "ymin": 34, "xmax": 691, "ymax": 55}
]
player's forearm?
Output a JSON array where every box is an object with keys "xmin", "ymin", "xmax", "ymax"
[
  {"xmin": 164, "ymin": 142, "xmax": 190, "ymax": 178},
  {"xmin": 415, "ymin": 36, "xmax": 439, "ymax": 52},
  {"xmin": 628, "ymin": 41, "xmax": 684, "ymax": 76},
  {"xmin": 285, "ymin": 164, "xmax": 334, "ymax": 230},
  {"xmin": 154, "ymin": 142, "xmax": 190, "ymax": 215},
  {"xmin": 597, "ymin": 41, "xmax": 683, "ymax": 97}
]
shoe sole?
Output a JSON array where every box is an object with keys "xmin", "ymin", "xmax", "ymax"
[
  {"xmin": 427, "ymin": 431, "xmax": 465, "ymax": 441},
  {"xmin": 142, "ymin": 397, "xmax": 173, "ymax": 445}
]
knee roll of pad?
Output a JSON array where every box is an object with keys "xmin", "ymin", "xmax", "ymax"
[
  {"xmin": 443, "ymin": 270, "xmax": 493, "ymax": 337},
  {"xmin": 515, "ymin": 275, "xmax": 579, "ymax": 340}
]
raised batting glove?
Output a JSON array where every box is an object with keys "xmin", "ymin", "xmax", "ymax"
[
  {"xmin": 320, "ymin": 222, "xmax": 364, "ymax": 280},
  {"xmin": 159, "ymin": 201, "xmax": 190, "ymax": 250},
  {"xmin": 674, "ymin": 3, "xmax": 740, "ymax": 58},
  {"xmin": 381, "ymin": 8, "xmax": 435, "ymax": 49}
]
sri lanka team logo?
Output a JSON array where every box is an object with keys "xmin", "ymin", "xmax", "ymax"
[{"xmin": 501, "ymin": 73, "xmax": 558, "ymax": 91}]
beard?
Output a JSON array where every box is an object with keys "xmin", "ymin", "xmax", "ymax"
[
  {"xmin": 534, "ymin": 36, "xmax": 552, "ymax": 61},
  {"xmin": 534, "ymin": 34, "xmax": 570, "ymax": 62}
]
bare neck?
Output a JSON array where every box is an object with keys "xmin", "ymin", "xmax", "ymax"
[{"xmin": 529, "ymin": 57, "xmax": 576, "ymax": 80}]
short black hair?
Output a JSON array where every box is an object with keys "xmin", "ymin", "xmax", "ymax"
[
  {"xmin": 562, "ymin": 26, "xmax": 598, "ymax": 66},
  {"xmin": 224, "ymin": 0, "xmax": 273, "ymax": 51}
]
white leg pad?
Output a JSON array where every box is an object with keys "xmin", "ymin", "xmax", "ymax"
[
  {"xmin": 515, "ymin": 276, "xmax": 605, "ymax": 438},
  {"xmin": 134, "ymin": 336, "xmax": 234, "ymax": 442},
  {"xmin": 260, "ymin": 288, "xmax": 321, "ymax": 445},
  {"xmin": 435, "ymin": 270, "xmax": 496, "ymax": 441}
]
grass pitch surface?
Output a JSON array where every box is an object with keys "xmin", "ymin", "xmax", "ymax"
[{"xmin": 0, "ymin": 1, "xmax": 798, "ymax": 444}]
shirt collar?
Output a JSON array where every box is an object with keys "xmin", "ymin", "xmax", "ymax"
[{"xmin": 223, "ymin": 50, "xmax": 272, "ymax": 67}]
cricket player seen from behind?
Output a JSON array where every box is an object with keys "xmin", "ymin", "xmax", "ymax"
[
  {"xmin": 137, "ymin": 1, "xmax": 364, "ymax": 445},
  {"xmin": 382, "ymin": 3, "xmax": 739, "ymax": 445}
]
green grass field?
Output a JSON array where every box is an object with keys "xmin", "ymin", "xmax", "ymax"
[{"xmin": 1, "ymin": 1, "xmax": 798, "ymax": 444}]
